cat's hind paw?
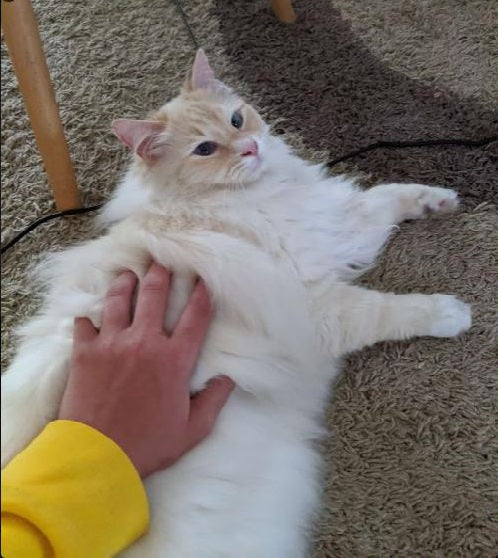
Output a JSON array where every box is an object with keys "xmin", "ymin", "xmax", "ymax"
[{"xmin": 429, "ymin": 295, "xmax": 472, "ymax": 338}]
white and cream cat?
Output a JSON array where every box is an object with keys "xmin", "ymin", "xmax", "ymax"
[{"xmin": 1, "ymin": 49, "xmax": 471, "ymax": 557}]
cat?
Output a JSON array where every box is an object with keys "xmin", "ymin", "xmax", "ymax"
[{"xmin": 1, "ymin": 49, "xmax": 471, "ymax": 557}]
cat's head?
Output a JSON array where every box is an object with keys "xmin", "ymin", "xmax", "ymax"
[{"xmin": 112, "ymin": 49, "xmax": 269, "ymax": 189}]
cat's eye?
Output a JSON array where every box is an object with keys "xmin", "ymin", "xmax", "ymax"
[
  {"xmin": 193, "ymin": 141, "xmax": 218, "ymax": 156},
  {"xmin": 231, "ymin": 110, "xmax": 243, "ymax": 129}
]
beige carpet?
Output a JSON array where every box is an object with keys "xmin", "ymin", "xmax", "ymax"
[{"xmin": 1, "ymin": 1, "xmax": 497, "ymax": 556}]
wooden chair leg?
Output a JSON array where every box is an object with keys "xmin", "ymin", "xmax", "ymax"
[
  {"xmin": 1, "ymin": 0, "xmax": 80, "ymax": 210},
  {"xmin": 270, "ymin": 0, "xmax": 297, "ymax": 23}
]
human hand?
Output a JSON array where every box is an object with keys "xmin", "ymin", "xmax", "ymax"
[{"xmin": 59, "ymin": 263, "xmax": 235, "ymax": 478}]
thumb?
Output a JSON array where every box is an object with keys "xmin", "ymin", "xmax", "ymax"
[{"xmin": 186, "ymin": 376, "xmax": 235, "ymax": 450}]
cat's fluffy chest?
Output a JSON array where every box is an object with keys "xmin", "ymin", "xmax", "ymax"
[{"xmin": 221, "ymin": 172, "xmax": 360, "ymax": 283}]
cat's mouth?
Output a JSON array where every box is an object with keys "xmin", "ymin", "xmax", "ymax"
[
  {"xmin": 240, "ymin": 155, "xmax": 265, "ymax": 185},
  {"xmin": 243, "ymin": 150, "xmax": 263, "ymax": 173},
  {"xmin": 245, "ymin": 152, "xmax": 262, "ymax": 165}
]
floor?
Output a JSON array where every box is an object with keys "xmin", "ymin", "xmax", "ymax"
[{"xmin": 1, "ymin": 1, "xmax": 497, "ymax": 555}]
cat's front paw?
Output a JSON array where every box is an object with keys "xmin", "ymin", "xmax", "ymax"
[
  {"xmin": 416, "ymin": 186, "xmax": 459, "ymax": 217},
  {"xmin": 429, "ymin": 295, "xmax": 472, "ymax": 337}
]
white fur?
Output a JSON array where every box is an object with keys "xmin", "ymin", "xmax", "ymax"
[{"xmin": 1, "ymin": 130, "xmax": 471, "ymax": 557}]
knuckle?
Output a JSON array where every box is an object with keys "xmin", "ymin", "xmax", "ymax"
[
  {"xmin": 178, "ymin": 322, "xmax": 198, "ymax": 341},
  {"xmin": 141, "ymin": 273, "xmax": 167, "ymax": 293},
  {"xmin": 100, "ymin": 332, "xmax": 127, "ymax": 351},
  {"xmin": 193, "ymin": 422, "xmax": 211, "ymax": 443},
  {"xmin": 141, "ymin": 281, "xmax": 165, "ymax": 294},
  {"xmin": 106, "ymin": 272, "xmax": 136, "ymax": 298},
  {"xmin": 201, "ymin": 411, "xmax": 217, "ymax": 434},
  {"xmin": 72, "ymin": 344, "xmax": 90, "ymax": 364},
  {"xmin": 96, "ymin": 338, "xmax": 115, "ymax": 356},
  {"xmin": 169, "ymin": 345, "xmax": 191, "ymax": 369},
  {"xmin": 124, "ymin": 332, "xmax": 155, "ymax": 358},
  {"xmin": 106, "ymin": 286, "xmax": 130, "ymax": 299},
  {"xmin": 123, "ymin": 337, "xmax": 143, "ymax": 355},
  {"xmin": 189, "ymin": 295, "xmax": 213, "ymax": 324},
  {"xmin": 194, "ymin": 287, "xmax": 212, "ymax": 313},
  {"xmin": 196, "ymin": 301, "xmax": 212, "ymax": 321}
]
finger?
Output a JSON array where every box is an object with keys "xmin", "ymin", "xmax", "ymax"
[
  {"xmin": 73, "ymin": 317, "xmax": 98, "ymax": 343},
  {"xmin": 186, "ymin": 376, "xmax": 235, "ymax": 449},
  {"xmin": 172, "ymin": 279, "xmax": 213, "ymax": 372},
  {"xmin": 101, "ymin": 271, "xmax": 138, "ymax": 333},
  {"xmin": 133, "ymin": 263, "xmax": 171, "ymax": 330}
]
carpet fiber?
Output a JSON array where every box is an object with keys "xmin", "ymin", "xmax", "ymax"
[{"xmin": 1, "ymin": 1, "xmax": 497, "ymax": 556}]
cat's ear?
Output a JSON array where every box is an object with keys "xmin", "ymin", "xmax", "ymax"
[
  {"xmin": 189, "ymin": 48, "xmax": 216, "ymax": 90},
  {"xmin": 112, "ymin": 119, "xmax": 167, "ymax": 164},
  {"xmin": 185, "ymin": 48, "xmax": 233, "ymax": 95}
]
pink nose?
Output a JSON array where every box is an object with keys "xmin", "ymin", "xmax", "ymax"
[{"xmin": 241, "ymin": 140, "xmax": 258, "ymax": 157}]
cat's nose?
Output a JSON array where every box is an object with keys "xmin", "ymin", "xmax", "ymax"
[{"xmin": 241, "ymin": 140, "xmax": 259, "ymax": 157}]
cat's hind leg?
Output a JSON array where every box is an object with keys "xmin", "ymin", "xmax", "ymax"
[
  {"xmin": 1, "ymin": 320, "xmax": 72, "ymax": 467},
  {"xmin": 318, "ymin": 285, "xmax": 471, "ymax": 357}
]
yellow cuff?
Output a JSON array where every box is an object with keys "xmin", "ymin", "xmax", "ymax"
[
  {"xmin": 2, "ymin": 420, "xmax": 149, "ymax": 558},
  {"xmin": 2, "ymin": 513, "xmax": 52, "ymax": 558}
]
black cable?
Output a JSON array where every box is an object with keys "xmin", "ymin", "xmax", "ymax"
[
  {"xmin": 1, "ymin": 1, "xmax": 496, "ymax": 256},
  {"xmin": 326, "ymin": 135, "xmax": 498, "ymax": 167},
  {"xmin": 171, "ymin": 0, "xmax": 199, "ymax": 50},
  {"xmin": 1, "ymin": 204, "xmax": 103, "ymax": 255}
]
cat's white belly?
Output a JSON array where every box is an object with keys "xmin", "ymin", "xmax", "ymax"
[{"xmin": 121, "ymin": 393, "xmax": 323, "ymax": 558}]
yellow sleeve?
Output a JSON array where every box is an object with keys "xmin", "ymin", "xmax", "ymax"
[{"xmin": 1, "ymin": 420, "xmax": 149, "ymax": 558}]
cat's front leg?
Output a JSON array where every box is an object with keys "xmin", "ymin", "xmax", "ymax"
[
  {"xmin": 359, "ymin": 183, "xmax": 459, "ymax": 225},
  {"xmin": 317, "ymin": 285, "xmax": 471, "ymax": 357}
]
